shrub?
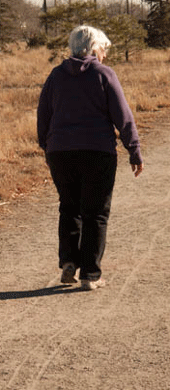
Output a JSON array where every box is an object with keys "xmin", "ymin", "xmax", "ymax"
[{"xmin": 26, "ymin": 33, "xmax": 47, "ymax": 48}]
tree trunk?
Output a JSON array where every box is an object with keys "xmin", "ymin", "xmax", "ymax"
[
  {"xmin": 43, "ymin": 0, "xmax": 48, "ymax": 34},
  {"xmin": 125, "ymin": 49, "xmax": 129, "ymax": 61},
  {"xmin": 43, "ymin": 0, "xmax": 47, "ymax": 12}
]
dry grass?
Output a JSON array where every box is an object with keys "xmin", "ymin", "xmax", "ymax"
[
  {"xmin": 114, "ymin": 50, "xmax": 170, "ymax": 118},
  {"xmin": 0, "ymin": 43, "xmax": 170, "ymax": 202}
]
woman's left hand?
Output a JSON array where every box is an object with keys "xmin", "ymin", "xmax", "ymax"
[{"xmin": 131, "ymin": 163, "xmax": 144, "ymax": 177}]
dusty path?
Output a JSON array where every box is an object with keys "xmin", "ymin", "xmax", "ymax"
[{"xmin": 1, "ymin": 122, "xmax": 170, "ymax": 390}]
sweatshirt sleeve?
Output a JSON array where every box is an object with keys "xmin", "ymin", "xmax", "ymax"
[
  {"xmin": 37, "ymin": 74, "xmax": 53, "ymax": 151},
  {"xmin": 105, "ymin": 69, "xmax": 143, "ymax": 165}
]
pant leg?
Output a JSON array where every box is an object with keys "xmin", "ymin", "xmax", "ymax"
[
  {"xmin": 79, "ymin": 151, "xmax": 117, "ymax": 281},
  {"xmin": 46, "ymin": 151, "xmax": 82, "ymax": 269}
]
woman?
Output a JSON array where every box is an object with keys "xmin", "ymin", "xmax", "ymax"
[{"xmin": 37, "ymin": 25, "xmax": 143, "ymax": 290}]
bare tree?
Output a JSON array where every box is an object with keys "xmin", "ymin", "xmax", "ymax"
[{"xmin": 0, "ymin": 0, "xmax": 40, "ymax": 48}]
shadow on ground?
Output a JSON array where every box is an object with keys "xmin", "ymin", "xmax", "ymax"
[{"xmin": 0, "ymin": 285, "xmax": 84, "ymax": 300}]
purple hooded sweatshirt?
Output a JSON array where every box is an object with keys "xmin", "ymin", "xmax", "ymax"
[{"xmin": 37, "ymin": 55, "xmax": 142, "ymax": 165}]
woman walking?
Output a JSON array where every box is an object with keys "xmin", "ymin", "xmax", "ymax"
[{"xmin": 37, "ymin": 26, "xmax": 143, "ymax": 290}]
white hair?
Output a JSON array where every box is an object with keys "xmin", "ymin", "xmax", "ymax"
[{"xmin": 68, "ymin": 25, "xmax": 111, "ymax": 57}]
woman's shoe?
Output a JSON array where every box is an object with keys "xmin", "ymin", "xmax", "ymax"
[
  {"xmin": 61, "ymin": 262, "xmax": 77, "ymax": 284},
  {"xmin": 81, "ymin": 278, "xmax": 105, "ymax": 290}
]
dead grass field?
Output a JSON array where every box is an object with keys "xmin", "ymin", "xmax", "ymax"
[{"xmin": 0, "ymin": 43, "xmax": 170, "ymax": 202}]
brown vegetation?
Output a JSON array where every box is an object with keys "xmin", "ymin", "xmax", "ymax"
[{"xmin": 0, "ymin": 44, "xmax": 170, "ymax": 202}]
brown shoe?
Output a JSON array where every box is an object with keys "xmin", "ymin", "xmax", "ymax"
[
  {"xmin": 81, "ymin": 278, "xmax": 105, "ymax": 290},
  {"xmin": 61, "ymin": 263, "xmax": 77, "ymax": 284}
]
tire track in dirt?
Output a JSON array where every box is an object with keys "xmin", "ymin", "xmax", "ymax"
[{"xmin": 5, "ymin": 197, "xmax": 170, "ymax": 390}]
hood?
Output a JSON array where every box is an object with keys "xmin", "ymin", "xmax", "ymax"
[{"xmin": 61, "ymin": 55, "xmax": 99, "ymax": 76}]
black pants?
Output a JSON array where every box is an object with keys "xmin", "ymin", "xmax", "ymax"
[{"xmin": 46, "ymin": 150, "xmax": 117, "ymax": 281}]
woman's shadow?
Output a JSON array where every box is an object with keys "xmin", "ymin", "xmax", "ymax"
[{"xmin": 0, "ymin": 284, "xmax": 83, "ymax": 300}]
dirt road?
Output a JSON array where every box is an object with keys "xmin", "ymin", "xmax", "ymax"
[{"xmin": 1, "ymin": 122, "xmax": 170, "ymax": 390}]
